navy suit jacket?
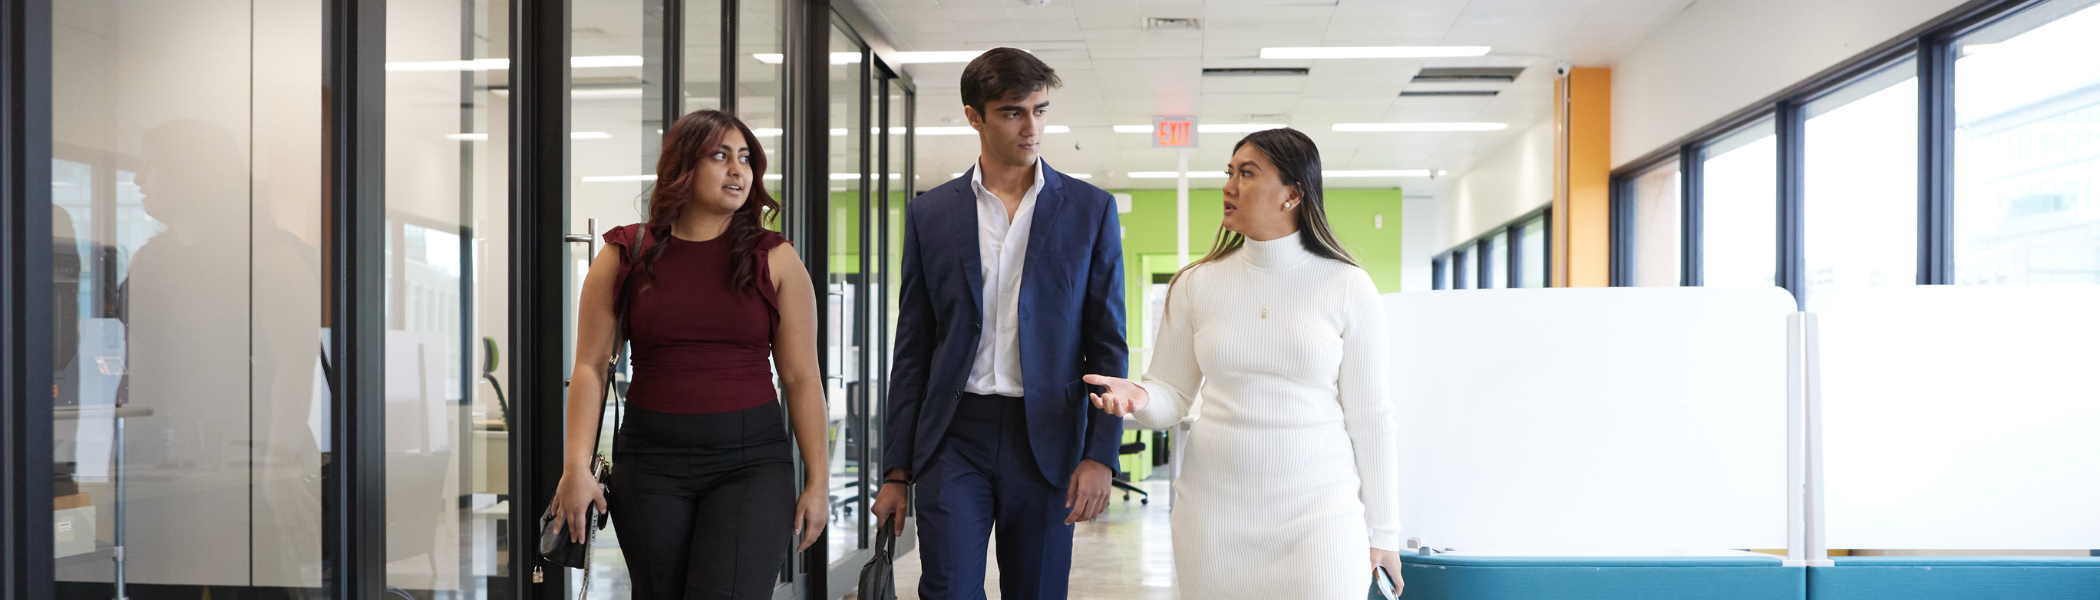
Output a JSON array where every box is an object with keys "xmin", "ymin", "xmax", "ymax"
[{"xmin": 884, "ymin": 161, "xmax": 1128, "ymax": 487}]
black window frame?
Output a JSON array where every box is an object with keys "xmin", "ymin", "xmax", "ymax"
[
  {"xmin": 1607, "ymin": 0, "xmax": 2048, "ymax": 309},
  {"xmin": 1437, "ymin": 205, "xmax": 1556, "ymax": 290}
]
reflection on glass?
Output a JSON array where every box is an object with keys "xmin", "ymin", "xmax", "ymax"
[
  {"xmin": 826, "ymin": 24, "xmax": 868, "ymax": 564},
  {"xmin": 739, "ymin": 0, "xmax": 784, "ymax": 137},
  {"xmin": 52, "ymin": 1, "xmax": 326, "ymax": 596},
  {"xmin": 1954, "ymin": 0, "xmax": 2100, "ymax": 285},
  {"xmin": 1804, "ymin": 59, "xmax": 1918, "ymax": 308},
  {"xmin": 1486, "ymin": 232, "xmax": 1509, "ymax": 288},
  {"xmin": 1520, "ymin": 216, "xmax": 1546, "ymax": 288},
  {"xmin": 1627, "ymin": 162, "xmax": 1682, "ymax": 286},
  {"xmin": 384, "ymin": 0, "xmax": 513, "ymax": 596},
  {"xmin": 1701, "ymin": 119, "xmax": 1778, "ymax": 288}
]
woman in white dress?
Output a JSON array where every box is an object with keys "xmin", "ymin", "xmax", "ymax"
[{"xmin": 1085, "ymin": 127, "xmax": 1403, "ymax": 599}]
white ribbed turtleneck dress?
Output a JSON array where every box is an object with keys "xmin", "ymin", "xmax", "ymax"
[{"xmin": 1131, "ymin": 231, "xmax": 1399, "ymax": 599}]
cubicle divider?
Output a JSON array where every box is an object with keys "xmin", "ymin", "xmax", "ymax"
[{"xmin": 1384, "ymin": 286, "xmax": 2100, "ymax": 599}]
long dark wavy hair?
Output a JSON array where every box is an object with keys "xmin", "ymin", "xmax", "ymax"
[
  {"xmin": 1172, "ymin": 127, "xmax": 1359, "ymax": 290},
  {"xmin": 640, "ymin": 110, "xmax": 780, "ymax": 294}
]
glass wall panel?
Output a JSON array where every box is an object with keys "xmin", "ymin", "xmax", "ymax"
[
  {"xmin": 826, "ymin": 24, "xmax": 868, "ymax": 565},
  {"xmin": 384, "ymin": 0, "xmax": 513, "ymax": 596},
  {"xmin": 739, "ymin": 0, "xmax": 785, "ymax": 148},
  {"xmin": 1804, "ymin": 59, "xmax": 1919, "ymax": 308},
  {"xmin": 1954, "ymin": 0, "xmax": 2100, "ymax": 285},
  {"xmin": 1520, "ymin": 216, "xmax": 1547, "ymax": 288},
  {"xmin": 51, "ymin": 0, "xmax": 326, "ymax": 595},
  {"xmin": 1486, "ymin": 232, "xmax": 1509, "ymax": 288},
  {"xmin": 1701, "ymin": 119, "xmax": 1779, "ymax": 289},
  {"xmin": 567, "ymin": 0, "xmax": 662, "ymax": 595},
  {"xmin": 684, "ymin": 0, "xmax": 722, "ymax": 113},
  {"xmin": 1626, "ymin": 161, "xmax": 1682, "ymax": 286}
]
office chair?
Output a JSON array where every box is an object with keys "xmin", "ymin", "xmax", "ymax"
[{"xmin": 1113, "ymin": 440, "xmax": 1150, "ymax": 504}]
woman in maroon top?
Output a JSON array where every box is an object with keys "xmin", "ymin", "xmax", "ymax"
[{"xmin": 549, "ymin": 109, "xmax": 829, "ymax": 599}]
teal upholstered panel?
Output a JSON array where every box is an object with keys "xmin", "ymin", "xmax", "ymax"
[
  {"xmin": 1396, "ymin": 554, "xmax": 1806, "ymax": 600},
  {"xmin": 1808, "ymin": 556, "xmax": 2100, "ymax": 600}
]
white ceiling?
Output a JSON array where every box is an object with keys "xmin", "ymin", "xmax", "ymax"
[{"xmin": 852, "ymin": 0, "xmax": 1695, "ymax": 196}]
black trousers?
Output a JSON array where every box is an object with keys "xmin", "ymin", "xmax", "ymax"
[{"xmin": 610, "ymin": 401, "xmax": 795, "ymax": 600}]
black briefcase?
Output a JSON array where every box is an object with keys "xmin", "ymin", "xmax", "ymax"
[{"xmin": 857, "ymin": 517, "xmax": 898, "ymax": 600}]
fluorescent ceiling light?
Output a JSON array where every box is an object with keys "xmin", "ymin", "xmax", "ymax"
[
  {"xmin": 1045, "ymin": 125, "xmax": 1070, "ymax": 134},
  {"xmin": 755, "ymin": 50, "xmax": 1007, "ymax": 65},
  {"xmin": 752, "ymin": 128, "xmax": 783, "ymax": 137},
  {"xmin": 1066, "ymin": 173, "xmax": 1092, "ymax": 179},
  {"xmin": 828, "ymin": 128, "xmax": 849, "ymax": 136},
  {"xmin": 1332, "ymin": 122, "xmax": 1507, "ymax": 132},
  {"xmin": 764, "ymin": 174, "xmax": 783, "ymax": 180},
  {"xmin": 915, "ymin": 127, "xmax": 976, "ymax": 136},
  {"xmin": 448, "ymin": 131, "xmax": 611, "ymax": 141},
  {"xmin": 569, "ymin": 55, "xmax": 646, "ymax": 68},
  {"xmin": 1259, "ymin": 46, "xmax": 1491, "ymax": 59},
  {"xmin": 754, "ymin": 52, "xmax": 861, "ymax": 65},
  {"xmin": 386, "ymin": 55, "xmax": 643, "ymax": 71},
  {"xmin": 829, "ymin": 173, "xmax": 904, "ymax": 181},
  {"xmin": 1113, "ymin": 125, "xmax": 1153, "ymax": 133},
  {"xmin": 1198, "ymin": 123, "xmax": 1284, "ymax": 133},
  {"xmin": 895, "ymin": 51, "xmax": 991, "ymax": 64},
  {"xmin": 572, "ymin": 88, "xmax": 645, "ymax": 99},
  {"xmin": 1324, "ymin": 170, "xmax": 1431, "ymax": 178},
  {"xmin": 1128, "ymin": 171, "xmax": 1228, "ymax": 179}
]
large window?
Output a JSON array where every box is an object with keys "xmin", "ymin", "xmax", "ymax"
[
  {"xmin": 1953, "ymin": 0, "xmax": 2100, "ymax": 285},
  {"xmin": 1804, "ymin": 60, "xmax": 1921, "ymax": 308},
  {"xmin": 1625, "ymin": 161, "xmax": 1683, "ymax": 287},
  {"xmin": 1520, "ymin": 215, "xmax": 1547, "ymax": 288},
  {"xmin": 1700, "ymin": 119, "xmax": 1779, "ymax": 288},
  {"xmin": 1611, "ymin": 0, "xmax": 2100, "ymax": 308},
  {"xmin": 1436, "ymin": 207, "xmax": 1552, "ymax": 291}
]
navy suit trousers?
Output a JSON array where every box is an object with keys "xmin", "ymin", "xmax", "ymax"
[{"xmin": 914, "ymin": 393, "xmax": 1074, "ymax": 600}]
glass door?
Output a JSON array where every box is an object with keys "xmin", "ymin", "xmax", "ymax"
[
  {"xmin": 381, "ymin": 0, "xmax": 516, "ymax": 597},
  {"xmin": 823, "ymin": 21, "xmax": 869, "ymax": 572}
]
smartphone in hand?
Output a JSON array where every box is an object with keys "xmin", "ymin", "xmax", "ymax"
[{"xmin": 1372, "ymin": 565, "xmax": 1399, "ymax": 600}]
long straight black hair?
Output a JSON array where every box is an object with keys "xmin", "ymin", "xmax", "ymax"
[{"xmin": 1171, "ymin": 127, "xmax": 1359, "ymax": 290}]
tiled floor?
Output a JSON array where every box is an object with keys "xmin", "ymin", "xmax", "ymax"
[
  {"xmin": 586, "ymin": 480, "xmax": 1176, "ymax": 600},
  {"xmin": 866, "ymin": 480, "xmax": 1178, "ymax": 600}
]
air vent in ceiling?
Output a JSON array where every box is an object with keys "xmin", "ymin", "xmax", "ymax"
[
  {"xmin": 1411, "ymin": 67, "xmax": 1525, "ymax": 83},
  {"xmin": 1400, "ymin": 90, "xmax": 1500, "ymax": 97},
  {"xmin": 1143, "ymin": 17, "xmax": 1201, "ymax": 30},
  {"xmin": 1202, "ymin": 67, "xmax": 1308, "ymax": 77}
]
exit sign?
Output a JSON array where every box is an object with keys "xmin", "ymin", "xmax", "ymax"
[{"xmin": 1153, "ymin": 117, "xmax": 1197, "ymax": 147}]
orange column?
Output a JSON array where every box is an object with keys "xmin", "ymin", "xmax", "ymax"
[{"xmin": 1554, "ymin": 67, "xmax": 1611, "ymax": 287}]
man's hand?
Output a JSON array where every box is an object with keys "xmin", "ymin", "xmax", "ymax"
[
  {"xmin": 870, "ymin": 468, "xmax": 910, "ymax": 536},
  {"xmin": 1064, "ymin": 459, "xmax": 1114, "ymax": 525}
]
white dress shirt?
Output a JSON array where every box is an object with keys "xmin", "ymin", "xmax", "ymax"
[{"xmin": 961, "ymin": 158, "xmax": 1045, "ymax": 397}]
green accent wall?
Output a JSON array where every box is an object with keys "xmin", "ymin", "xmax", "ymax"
[{"xmin": 1113, "ymin": 188, "xmax": 1406, "ymax": 378}]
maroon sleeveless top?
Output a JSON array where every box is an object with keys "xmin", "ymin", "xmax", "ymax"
[{"xmin": 605, "ymin": 224, "xmax": 788, "ymax": 415}]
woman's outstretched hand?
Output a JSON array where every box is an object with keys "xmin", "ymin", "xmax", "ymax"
[{"xmin": 1083, "ymin": 374, "xmax": 1148, "ymax": 417}]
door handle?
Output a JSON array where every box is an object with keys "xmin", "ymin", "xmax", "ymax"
[{"xmin": 564, "ymin": 218, "xmax": 600, "ymax": 263}]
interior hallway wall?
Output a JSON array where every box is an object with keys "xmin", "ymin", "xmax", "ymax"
[
  {"xmin": 1449, "ymin": 120, "xmax": 1556, "ymax": 247},
  {"xmin": 1611, "ymin": 0, "xmax": 1969, "ymax": 166}
]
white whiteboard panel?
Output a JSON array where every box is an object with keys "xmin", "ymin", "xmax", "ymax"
[
  {"xmin": 1389, "ymin": 287, "xmax": 1795, "ymax": 551},
  {"xmin": 1817, "ymin": 285, "xmax": 2100, "ymax": 549}
]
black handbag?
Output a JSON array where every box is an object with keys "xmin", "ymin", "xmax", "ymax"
[
  {"xmin": 857, "ymin": 517, "xmax": 899, "ymax": 600},
  {"xmin": 538, "ymin": 229, "xmax": 645, "ymax": 577}
]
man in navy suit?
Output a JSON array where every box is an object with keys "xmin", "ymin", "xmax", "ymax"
[{"xmin": 870, "ymin": 48, "xmax": 1126, "ymax": 600}]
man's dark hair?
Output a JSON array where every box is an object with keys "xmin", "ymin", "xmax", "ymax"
[{"xmin": 959, "ymin": 48, "xmax": 1061, "ymax": 115}]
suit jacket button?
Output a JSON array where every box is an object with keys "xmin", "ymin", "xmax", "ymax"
[{"xmin": 973, "ymin": 322, "xmax": 982, "ymax": 331}]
